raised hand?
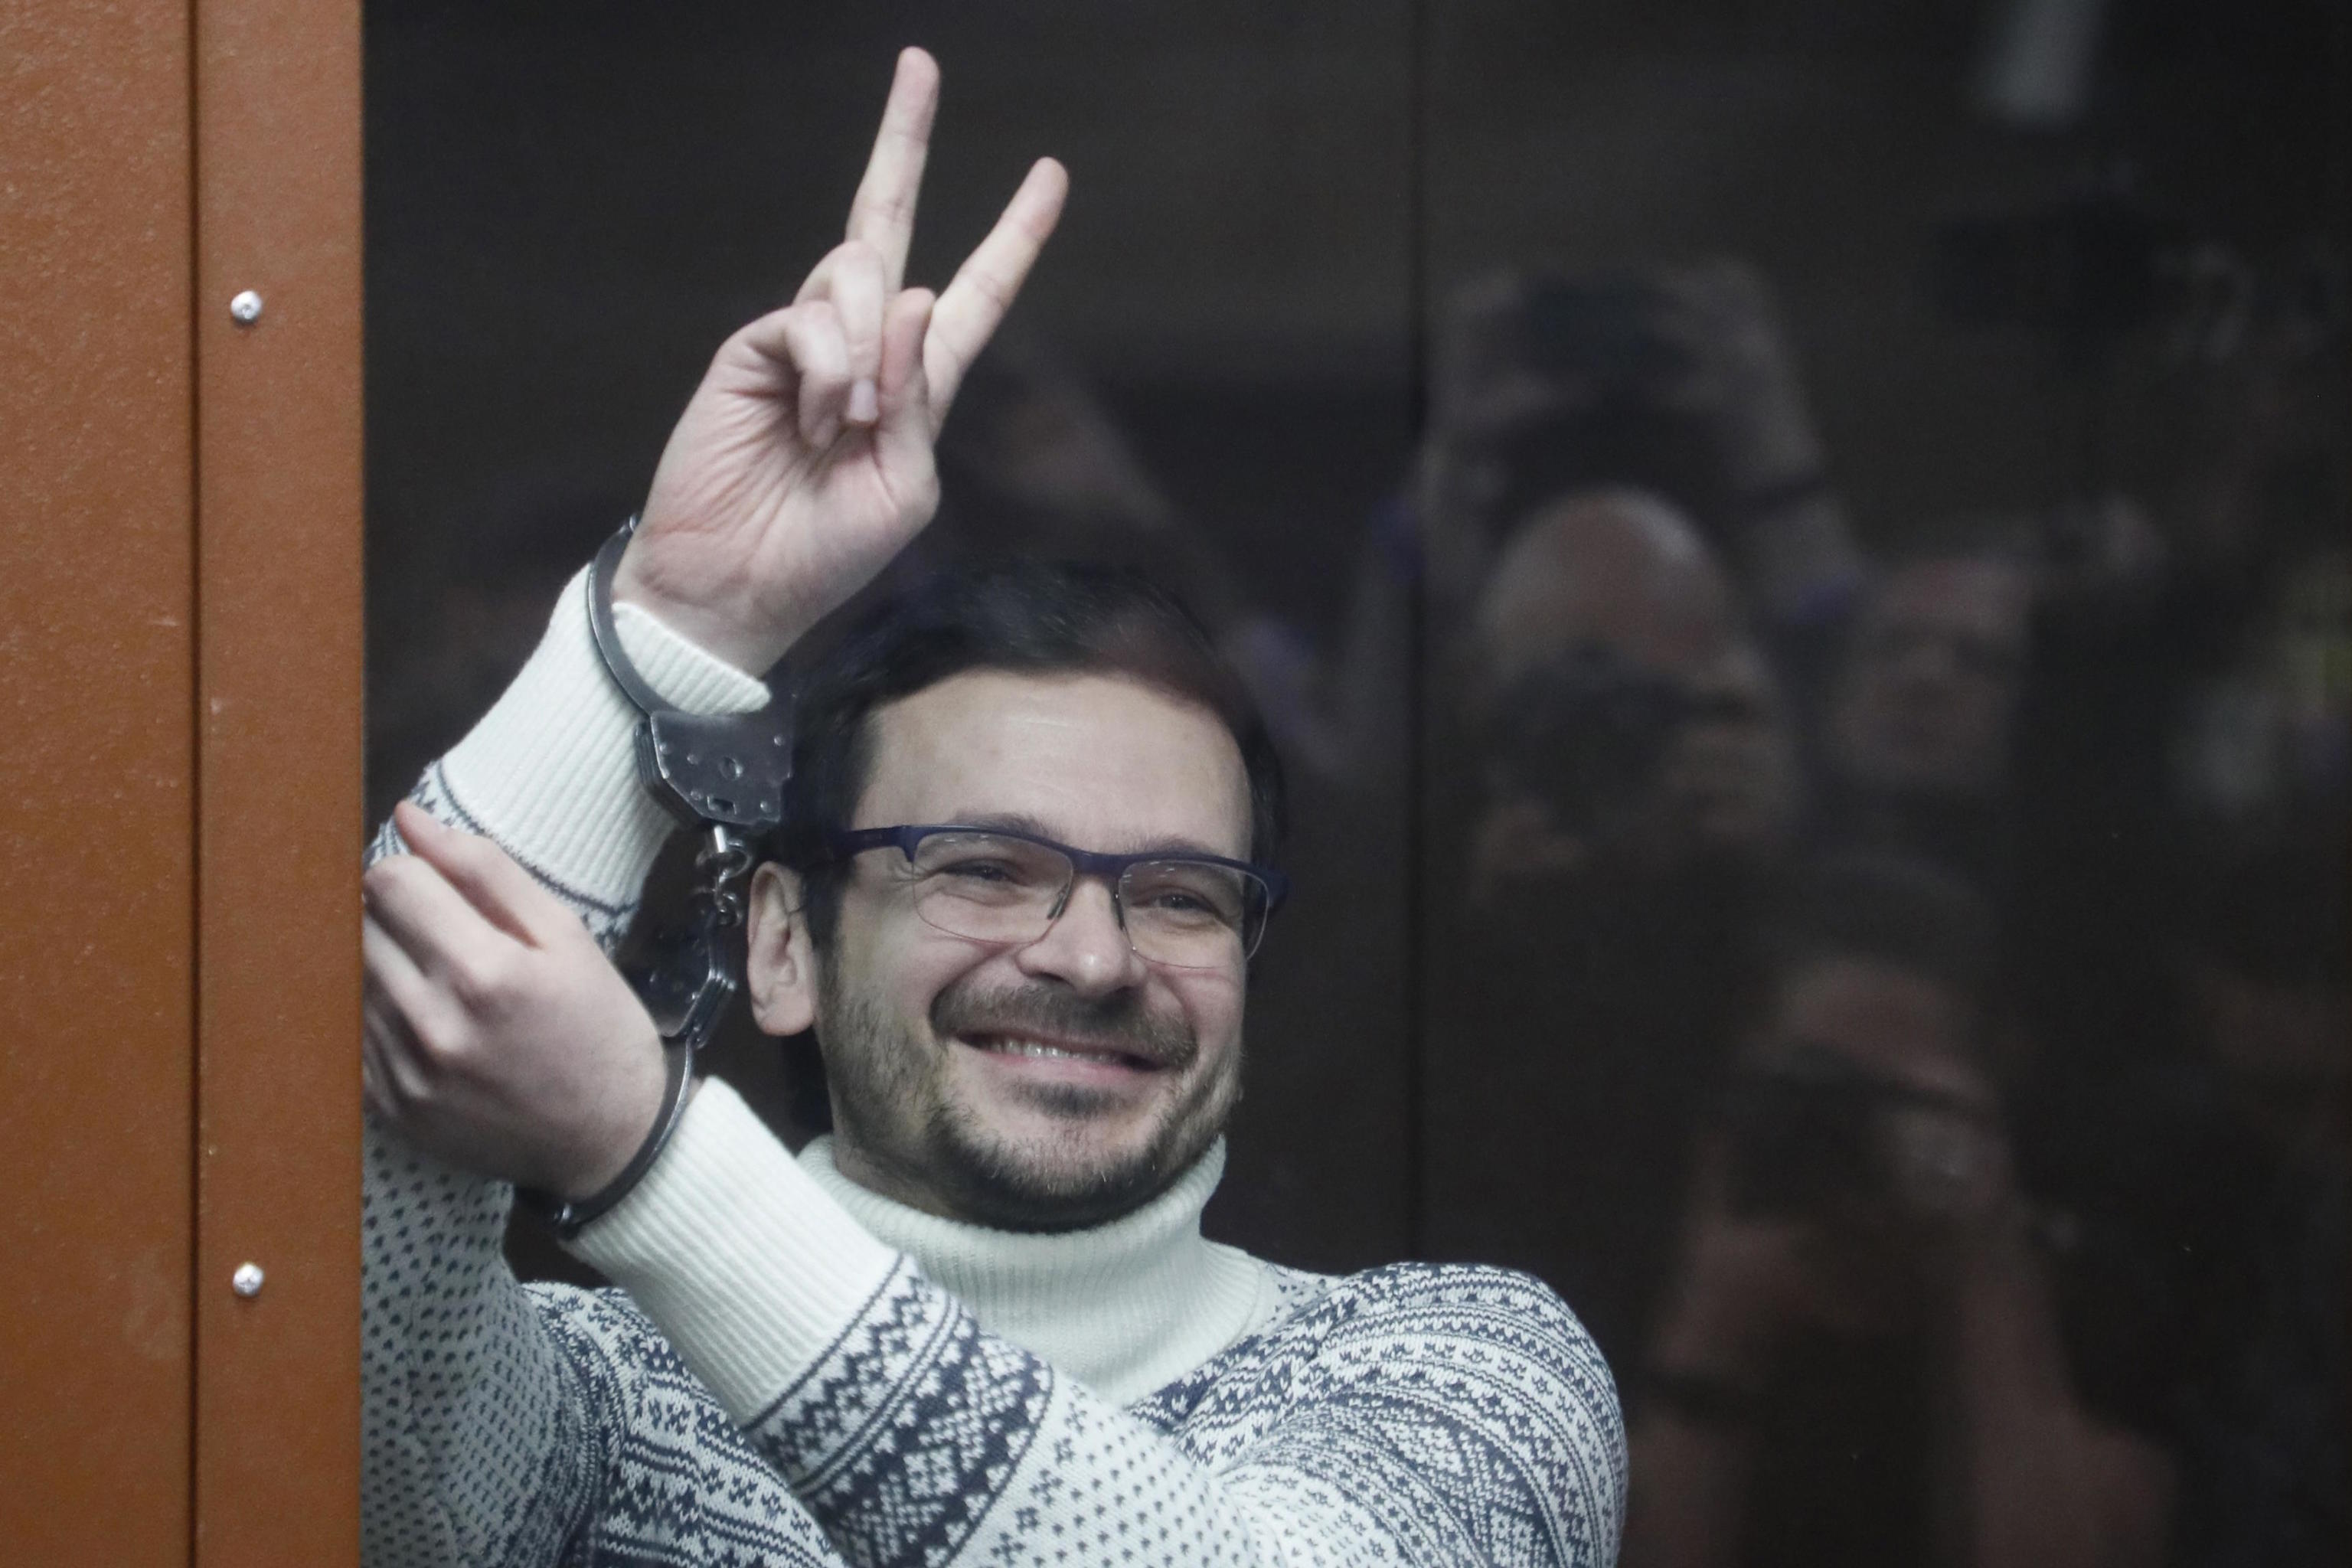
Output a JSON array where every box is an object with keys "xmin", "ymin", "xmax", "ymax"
[{"xmin": 617, "ymin": 47, "xmax": 1069, "ymax": 673}]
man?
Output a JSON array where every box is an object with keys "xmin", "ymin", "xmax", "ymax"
[
  {"xmin": 1418, "ymin": 489, "xmax": 1797, "ymax": 1369},
  {"xmin": 1823, "ymin": 544, "xmax": 2032, "ymax": 884},
  {"xmin": 1457, "ymin": 488, "xmax": 1800, "ymax": 900},
  {"xmin": 1622, "ymin": 854, "xmax": 2173, "ymax": 1568},
  {"xmin": 360, "ymin": 48, "xmax": 1623, "ymax": 1568}
]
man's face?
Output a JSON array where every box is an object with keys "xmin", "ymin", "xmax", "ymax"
[
  {"xmin": 1465, "ymin": 495, "xmax": 1799, "ymax": 897},
  {"xmin": 1832, "ymin": 559, "xmax": 2029, "ymax": 801},
  {"xmin": 789, "ymin": 669, "xmax": 1254, "ymax": 1230}
]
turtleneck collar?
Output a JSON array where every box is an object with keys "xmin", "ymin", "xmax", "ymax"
[{"xmin": 796, "ymin": 1137, "xmax": 1276, "ymax": 1404}]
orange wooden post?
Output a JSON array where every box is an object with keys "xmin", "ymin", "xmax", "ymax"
[
  {"xmin": 190, "ymin": 0, "xmax": 364, "ymax": 1561},
  {"xmin": 0, "ymin": 1, "xmax": 201, "ymax": 1557},
  {"xmin": 1, "ymin": 0, "xmax": 363, "ymax": 1560}
]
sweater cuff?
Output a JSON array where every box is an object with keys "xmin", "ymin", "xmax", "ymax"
[
  {"xmin": 438, "ymin": 564, "xmax": 772, "ymax": 911},
  {"xmin": 567, "ymin": 1079, "xmax": 903, "ymax": 1424}
]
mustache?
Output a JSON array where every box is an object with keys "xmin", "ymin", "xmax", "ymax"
[{"xmin": 932, "ymin": 979, "xmax": 1197, "ymax": 1069}]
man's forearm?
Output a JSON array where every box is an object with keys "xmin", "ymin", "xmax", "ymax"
[
  {"xmin": 362, "ymin": 1117, "xmax": 596, "ymax": 1567},
  {"xmin": 363, "ymin": 570, "xmax": 774, "ymax": 1566},
  {"xmin": 361, "ymin": 789, "xmax": 591, "ymax": 1568}
]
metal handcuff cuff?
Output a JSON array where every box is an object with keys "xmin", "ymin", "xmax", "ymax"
[{"xmin": 518, "ymin": 518, "xmax": 792, "ymax": 1240}]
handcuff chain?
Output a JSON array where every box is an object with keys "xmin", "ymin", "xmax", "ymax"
[{"xmin": 692, "ymin": 824, "xmax": 759, "ymax": 930}]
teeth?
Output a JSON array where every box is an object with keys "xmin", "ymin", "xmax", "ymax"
[{"xmin": 989, "ymin": 1038, "xmax": 1120, "ymax": 1063}]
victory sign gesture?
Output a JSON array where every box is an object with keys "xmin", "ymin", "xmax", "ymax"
[{"xmin": 616, "ymin": 47, "xmax": 1068, "ymax": 673}]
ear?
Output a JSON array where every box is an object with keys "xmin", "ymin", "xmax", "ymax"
[{"xmin": 746, "ymin": 862, "xmax": 820, "ymax": 1037}]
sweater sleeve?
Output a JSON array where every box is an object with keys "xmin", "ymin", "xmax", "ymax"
[
  {"xmin": 361, "ymin": 564, "xmax": 789, "ymax": 1568},
  {"xmin": 573, "ymin": 1082, "xmax": 1628, "ymax": 1568}
]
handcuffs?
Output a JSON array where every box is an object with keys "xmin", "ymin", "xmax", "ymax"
[{"xmin": 518, "ymin": 519, "xmax": 792, "ymax": 1239}]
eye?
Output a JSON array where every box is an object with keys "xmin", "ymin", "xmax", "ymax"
[
  {"xmin": 911, "ymin": 835, "xmax": 1064, "ymax": 896},
  {"xmin": 1126, "ymin": 865, "xmax": 1247, "ymax": 926},
  {"xmin": 935, "ymin": 856, "xmax": 1021, "ymax": 883}
]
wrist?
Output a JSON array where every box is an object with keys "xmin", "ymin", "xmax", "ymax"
[
  {"xmin": 571, "ymin": 1050, "xmax": 690, "ymax": 1195},
  {"xmin": 520, "ymin": 1044, "xmax": 697, "ymax": 1240},
  {"xmin": 609, "ymin": 576, "xmax": 779, "ymax": 681}
]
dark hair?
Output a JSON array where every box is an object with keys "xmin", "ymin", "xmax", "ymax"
[{"xmin": 769, "ymin": 558, "xmax": 1287, "ymax": 951}]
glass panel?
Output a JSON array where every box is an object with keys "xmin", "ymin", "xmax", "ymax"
[
  {"xmin": 365, "ymin": 5, "xmax": 2344, "ymax": 1560},
  {"xmin": 1419, "ymin": 3, "xmax": 2347, "ymax": 1564}
]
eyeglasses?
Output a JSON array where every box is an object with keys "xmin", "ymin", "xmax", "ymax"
[{"xmin": 825, "ymin": 824, "xmax": 1288, "ymax": 969}]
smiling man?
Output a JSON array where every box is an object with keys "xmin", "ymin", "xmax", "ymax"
[
  {"xmin": 763, "ymin": 624, "xmax": 1274, "ymax": 1234},
  {"xmin": 359, "ymin": 48, "xmax": 1622, "ymax": 1568}
]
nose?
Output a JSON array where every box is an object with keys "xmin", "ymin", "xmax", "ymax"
[{"xmin": 1013, "ymin": 874, "xmax": 1148, "ymax": 997}]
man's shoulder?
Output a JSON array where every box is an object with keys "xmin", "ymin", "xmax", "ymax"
[
  {"xmin": 1151, "ymin": 1257, "xmax": 1619, "ymax": 1429},
  {"xmin": 1261, "ymin": 1258, "xmax": 1606, "ymax": 1352},
  {"xmin": 1150, "ymin": 1258, "xmax": 1627, "ymax": 1563}
]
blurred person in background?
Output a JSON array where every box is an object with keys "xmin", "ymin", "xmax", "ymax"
[
  {"xmin": 1940, "ymin": 252, "xmax": 2349, "ymax": 1568},
  {"xmin": 1423, "ymin": 487, "xmax": 1802, "ymax": 1364},
  {"xmin": 1461, "ymin": 487, "xmax": 1802, "ymax": 902},
  {"xmin": 1419, "ymin": 264, "xmax": 1862, "ymax": 635},
  {"xmin": 1231, "ymin": 260, "xmax": 1862, "ymax": 797},
  {"xmin": 1623, "ymin": 852, "xmax": 2177, "ymax": 1568},
  {"xmin": 2006, "ymin": 250, "xmax": 2347, "ymax": 1073},
  {"xmin": 1822, "ymin": 541, "xmax": 2034, "ymax": 886}
]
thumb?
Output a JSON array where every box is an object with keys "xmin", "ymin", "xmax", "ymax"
[{"xmin": 873, "ymin": 287, "xmax": 938, "ymax": 473}]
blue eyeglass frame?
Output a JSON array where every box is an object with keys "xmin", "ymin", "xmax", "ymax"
[{"xmin": 823, "ymin": 823, "xmax": 1292, "ymax": 943}]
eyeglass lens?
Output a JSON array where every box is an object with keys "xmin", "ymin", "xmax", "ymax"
[{"xmin": 898, "ymin": 831, "xmax": 1266, "ymax": 966}]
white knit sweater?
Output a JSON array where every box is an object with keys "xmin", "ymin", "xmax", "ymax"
[{"xmin": 361, "ymin": 567, "xmax": 1626, "ymax": 1567}]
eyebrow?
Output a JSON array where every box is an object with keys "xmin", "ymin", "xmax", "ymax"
[{"xmin": 941, "ymin": 808, "xmax": 1242, "ymax": 862}]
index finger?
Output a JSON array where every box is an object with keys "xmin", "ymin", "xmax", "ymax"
[
  {"xmin": 388, "ymin": 800, "xmax": 567, "ymax": 950},
  {"xmin": 844, "ymin": 47, "xmax": 941, "ymax": 291},
  {"xmin": 362, "ymin": 849, "xmax": 522, "ymax": 985}
]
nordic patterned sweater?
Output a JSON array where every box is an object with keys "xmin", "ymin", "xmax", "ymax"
[{"xmin": 362, "ymin": 568, "xmax": 1627, "ymax": 1568}]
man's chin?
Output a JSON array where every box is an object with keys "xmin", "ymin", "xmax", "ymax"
[{"xmin": 921, "ymin": 1101, "xmax": 1221, "ymax": 1233}]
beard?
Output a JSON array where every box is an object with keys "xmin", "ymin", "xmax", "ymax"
[{"xmin": 815, "ymin": 960, "xmax": 1241, "ymax": 1233}]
